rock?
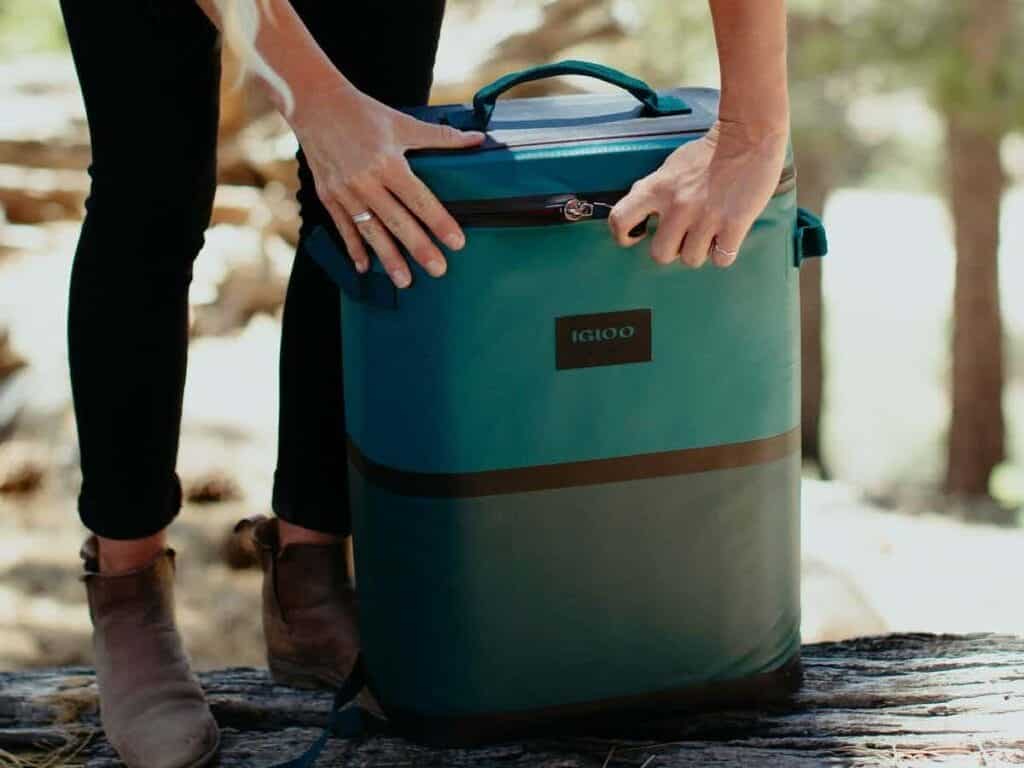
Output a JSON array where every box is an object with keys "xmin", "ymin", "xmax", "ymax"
[
  {"xmin": 0, "ymin": 222, "xmax": 53, "ymax": 255},
  {"xmin": 0, "ymin": 55, "xmax": 88, "ymax": 152},
  {"xmin": 0, "ymin": 163, "xmax": 88, "ymax": 224},
  {"xmin": 211, "ymin": 184, "xmax": 271, "ymax": 228},
  {"xmin": 262, "ymin": 182, "xmax": 300, "ymax": 246},
  {"xmin": 210, "ymin": 185, "xmax": 298, "ymax": 246},
  {"xmin": 0, "ymin": 440, "xmax": 47, "ymax": 496},
  {"xmin": 0, "ymin": 383, "xmax": 25, "ymax": 442},
  {"xmin": 217, "ymin": 52, "xmax": 275, "ymax": 143},
  {"xmin": 215, "ymin": 112, "xmax": 298, "ymax": 190},
  {"xmin": 0, "ymin": 138, "xmax": 91, "ymax": 171},
  {"xmin": 216, "ymin": 138, "xmax": 266, "ymax": 187},
  {"xmin": 0, "ymin": 329, "xmax": 26, "ymax": 383},
  {"xmin": 236, "ymin": 113, "xmax": 299, "ymax": 191},
  {"xmin": 183, "ymin": 470, "xmax": 243, "ymax": 505},
  {"xmin": 190, "ymin": 259, "xmax": 287, "ymax": 337}
]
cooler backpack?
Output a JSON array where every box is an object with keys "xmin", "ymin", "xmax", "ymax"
[{"xmin": 281, "ymin": 59, "xmax": 828, "ymax": 764}]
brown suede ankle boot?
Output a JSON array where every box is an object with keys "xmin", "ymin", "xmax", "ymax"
[
  {"xmin": 239, "ymin": 516, "xmax": 360, "ymax": 690},
  {"xmin": 81, "ymin": 537, "xmax": 219, "ymax": 768}
]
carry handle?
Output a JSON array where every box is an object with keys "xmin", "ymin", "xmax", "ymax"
[
  {"xmin": 794, "ymin": 207, "xmax": 828, "ymax": 266},
  {"xmin": 445, "ymin": 59, "xmax": 692, "ymax": 131}
]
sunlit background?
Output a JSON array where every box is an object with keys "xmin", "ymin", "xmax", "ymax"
[{"xmin": 1, "ymin": 1, "xmax": 1022, "ymax": 672}]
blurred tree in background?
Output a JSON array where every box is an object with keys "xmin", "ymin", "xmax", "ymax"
[
  {"xmin": 941, "ymin": 1, "xmax": 1014, "ymax": 499},
  {"xmin": 937, "ymin": 1, "xmax": 1021, "ymax": 499},
  {"xmin": 859, "ymin": 0, "xmax": 1024, "ymax": 498},
  {"xmin": 786, "ymin": 5, "xmax": 876, "ymax": 474}
]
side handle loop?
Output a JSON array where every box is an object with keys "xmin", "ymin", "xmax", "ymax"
[{"xmin": 794, "ymin": 207, "xmax": 828, "ymax": 267}]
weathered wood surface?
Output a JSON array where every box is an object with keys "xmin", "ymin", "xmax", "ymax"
[{"xmin": 2, "ymin": 634, "xmax": 1023, "ymax": 767}]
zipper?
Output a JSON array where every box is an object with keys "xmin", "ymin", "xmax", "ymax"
[{"xmin": 449, "ymin": 165, "xmax": 797, "ymax": 227}]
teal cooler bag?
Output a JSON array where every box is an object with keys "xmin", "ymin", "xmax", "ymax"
[{"xmin": 306, "ymin": 61, "xmax": 827, "ymax": 745}]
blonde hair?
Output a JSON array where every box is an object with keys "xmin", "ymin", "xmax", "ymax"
[{"xmin": 215, "ymin": 0, "xmax": 295, "ymax": 116}]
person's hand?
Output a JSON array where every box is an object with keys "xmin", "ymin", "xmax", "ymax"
[
  {"xmin": 291, "ymin": 85, "xmax": 485, "ymax": 288},
  {"xmin": 608, "ymin": 120, "xmax": 788, "ymax": 268}
]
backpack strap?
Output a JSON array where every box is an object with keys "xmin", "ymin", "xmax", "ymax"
[{"xmin": 266, "ymin": 655, "xmax": 381, "ymax": 768}]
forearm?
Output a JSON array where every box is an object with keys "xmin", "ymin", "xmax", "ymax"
[
  {"xmin": 708, "ymin": 0, "xmax": 789, "ymax": 138},
  {"xmin": 196, "ymin": 0, "xmax": 355, "ymax": 117}
]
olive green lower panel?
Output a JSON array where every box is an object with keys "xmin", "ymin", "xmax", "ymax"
[{"xmin": 350, "ymin": 452, "xmax": 801, "ymax": 722}]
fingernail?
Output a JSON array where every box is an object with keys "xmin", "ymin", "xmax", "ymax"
[
  {"xmin": 426, "ymin": 259, "xmax": 447, "ymax": 278},
  {"xmin": 390, "ymin": 269, "xmax": 411, "ymax": 289},
  {"xmin": 445, "ymin": 232, "xmax": 465, "ymax": 250},
  {"xmin": 356, "ymin": 261, "xmax": 369, "ymax": 274}
]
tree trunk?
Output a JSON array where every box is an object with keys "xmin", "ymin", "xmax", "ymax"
[
  {"xmin": 943, "ymin": 0, "xmax": 1009, "ymax": 498},
  {"xmin": 796, "ymin": 159, "xmax": 831, "ymax": 475}
]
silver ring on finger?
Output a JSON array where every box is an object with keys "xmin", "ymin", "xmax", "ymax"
[
  {"xmin": 352, "ymin": 211, "xmax": 375, "ymax": 224},
  {"xmin": 710, "ymin": 239, "xmax": 738, "ymax": 261}
]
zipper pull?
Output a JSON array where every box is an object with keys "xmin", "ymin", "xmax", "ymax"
[
  {"xmin": 563, "ymin": 198, "xmax": 594, "ymax": 221},
  {"xmin": 562, "ymin": 198, "xmax": 615, "ymax": 222}
]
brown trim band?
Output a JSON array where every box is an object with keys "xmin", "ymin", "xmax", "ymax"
[{"xmin": 348, "ymin": 427, "xmax": 800, "ymax": 499}]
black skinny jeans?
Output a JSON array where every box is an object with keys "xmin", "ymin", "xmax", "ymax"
[{"xmin": 60, "ymin": 0, "xmax": 446, "ymax": 539}]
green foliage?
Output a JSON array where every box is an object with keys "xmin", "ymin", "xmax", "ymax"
[{"xmin": 855, "ymin": 0, "xmax": 1024, "ymax": 130}]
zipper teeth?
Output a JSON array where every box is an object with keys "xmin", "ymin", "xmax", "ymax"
[{"xmin": 450, "ymin": 166, "xmax": 797, "ymax": 225}]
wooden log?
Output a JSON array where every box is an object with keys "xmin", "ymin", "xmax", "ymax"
[{"xmin": 2, "ymin": 634, "xmax": 1022, "ymax": 767}]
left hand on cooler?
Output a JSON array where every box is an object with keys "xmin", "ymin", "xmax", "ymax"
[
  {"xmin": 291, "ymin": 85, "xmax": 486, "ymax": 288},
  {"xmin": 607, "ymin": 119, "xmax": 788, "ymax": 268}
]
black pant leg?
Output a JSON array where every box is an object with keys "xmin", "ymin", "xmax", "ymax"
[
  {"xmin": 60, "ymin": 0, "xmax": 221, "ymax": 539},
  {"xmin": 272, "ymin": 1, "xmax": 447, "ymax": 534}
]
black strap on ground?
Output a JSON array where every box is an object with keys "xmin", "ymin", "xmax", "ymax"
[{"xmin": 267, "ymin": 655, "xmax": 378, "ymax": 768}]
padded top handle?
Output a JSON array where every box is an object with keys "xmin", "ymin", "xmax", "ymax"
[{"xmin": 445, "ymin": 59, "xmax": 692, "ymax": 131}]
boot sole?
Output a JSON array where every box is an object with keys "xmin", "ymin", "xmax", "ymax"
[
  {"xmin": 269, "ymin": 657, "xmax": 348, "ymax": 691},
  {"xmin": 155, "ymin": 727, "xmax": 217, "ymax": 768},
  {"xmin": 184, "ymin": 736, "xmax": 221, "ymax": 768}
]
